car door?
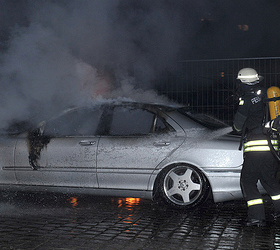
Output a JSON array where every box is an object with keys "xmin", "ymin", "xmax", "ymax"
[
  {"xmin": 15, "ymin": 107, "xmax": 102, "ymax": 188},
  {"xmin": 0, "ymin": 135, "xmax": 18, "ymax": 184},
  {"xmin": 97, "ymin": 105, "xmax": 185, "ymax": 190}
]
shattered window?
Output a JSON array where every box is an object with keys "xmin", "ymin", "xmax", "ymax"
[
  {"xmin": 109, "ymin": 107, "xmax": 154, "ymax": 136},
  {"xmin": 43, "ymin": 108, "xmax": 103, "ymax": 137}
]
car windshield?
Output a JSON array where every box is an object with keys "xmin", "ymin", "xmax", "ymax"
[
  {"xmin": 1, "ymin": 121, "xmax": 34, "ymax": 135},
  {"xmin": 178, "ymin": 108, "xmax": 228, "ymax": 130}
]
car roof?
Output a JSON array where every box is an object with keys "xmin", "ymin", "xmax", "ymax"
[{"xmin": 84, "ymin": 100, "xmax": 185, "ymax": 112}]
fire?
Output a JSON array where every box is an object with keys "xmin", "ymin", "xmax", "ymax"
[{"xmin": 68, "ymin": 197, "xmax": 78, "ymax": 208}]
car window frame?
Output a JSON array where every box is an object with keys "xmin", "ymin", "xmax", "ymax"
[
  {"xmin": 38, "ymin": 104, "xmax": 176, "ymax": 138},
  {"xmin": 41, "ymin": 106, "xmax": 104, "ymax": 138},
  {"xmin": 97, "ymin": 105, "xmax": 174, "ymax": 137}
]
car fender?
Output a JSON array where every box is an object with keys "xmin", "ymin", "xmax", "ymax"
[{"xmin": 148, "ymin": 136, "xmax": 244, "ymax": 198}]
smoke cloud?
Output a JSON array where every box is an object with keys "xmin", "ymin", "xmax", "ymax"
[
  {"xmin": 1, "ymin": 0, "xmax": 278, "ymax": 130},
  {"xmin": 0, "ymin": 0, "xmax": 210, "ymax": 129}
]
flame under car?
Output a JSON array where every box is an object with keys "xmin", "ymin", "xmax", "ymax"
[{"xmin": 0, "ymin": 101, "xmax": 244, "ymax": 209}]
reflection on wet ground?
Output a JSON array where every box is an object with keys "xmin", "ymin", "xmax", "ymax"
[{"xmin": 0, "ymin": 191, "xmax": 280, "ymax": 249}]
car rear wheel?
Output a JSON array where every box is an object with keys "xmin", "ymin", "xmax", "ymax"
[{"xmin": 155, "ymin": 164, "xmax": 210, "ymax": 209}]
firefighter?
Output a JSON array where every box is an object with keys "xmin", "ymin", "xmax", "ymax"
[{"xmin": 233, "ymin": 67, "xmax": 280, "ymax": 227}]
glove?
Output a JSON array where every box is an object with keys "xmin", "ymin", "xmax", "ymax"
[{"xmin": 271, "ymin": 116, "xmax": 280, "ymax": 132}]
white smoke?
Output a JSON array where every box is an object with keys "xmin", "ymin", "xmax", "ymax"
[
  {"xmin": 0, "ymin": 0, "xmax": 209, "ymax": 129},
  {"xmin": 76, "ymin": 61, "xmax": 113, "ymax": 99}
]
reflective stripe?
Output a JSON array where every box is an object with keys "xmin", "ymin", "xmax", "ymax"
[
  {"xmin": 247, "ymin": 199, "xmax": 263, "ymax": 207},
  {"xmin": 233, "ymin": 124, "xmax": 242, "ymax": 132},
  {"xmin": 271, "ymin": 194, "xmax": 280, "ymax": 201},
  {"xmin": 244, "ymin": 140, "xmax": 278, "ymax": 147},
  {"xmin": 244, "ymin": 139, "xmax": 278, "ymax": 152},
  {"xmin": 244, "ymin": 146, "xmax": 278, "ymax": 152},
  {"xmin": 239, "ymin": 74, "xmax": 258, "ymax": 79}
]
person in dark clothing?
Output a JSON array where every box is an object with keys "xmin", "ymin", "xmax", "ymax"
[{"xmin": 233, "ymin": 68, "xmax": 280, "ymax": 227}]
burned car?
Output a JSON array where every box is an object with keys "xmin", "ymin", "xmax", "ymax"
[{"xmin": 0, "ymin": 101, "xmax": 244, "ymax": 209}]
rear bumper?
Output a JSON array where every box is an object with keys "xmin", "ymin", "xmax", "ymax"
[
  {"xmin": 206, "ymin": 169, "xmax": 266, "ymax": 203},
  {"xmin": 206, "ymin": 170, "xmax": 243, "ymax": 203}
]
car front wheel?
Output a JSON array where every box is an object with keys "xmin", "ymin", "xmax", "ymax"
[{"xmin": 155, "ymin": 164, "xmax": 210, "ymax": 209}]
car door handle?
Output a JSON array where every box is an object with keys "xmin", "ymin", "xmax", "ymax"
[
  {"xmin": 153, "ymin": 141, "xmax": 170, "ymax": 147},
  {"xmin": 79, "ymin": 140, "xmax": 96, "ymax": 146}
]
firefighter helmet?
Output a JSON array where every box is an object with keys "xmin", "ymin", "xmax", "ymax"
[{"xmin": 236, "ymin": 68, "xmax": 263, "ymax": 85}]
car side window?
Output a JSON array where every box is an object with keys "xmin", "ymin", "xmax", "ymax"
[
  {"xmin": 154, "ymin": 117, "xmax": 170, "ymax": 134},
  {"xmin": 43, "ymin": 108, "xmax": 103, "ymax": 137},
  {"xmin": 109, "ymin": 107, "xmax": 154, "ymax": 136}
]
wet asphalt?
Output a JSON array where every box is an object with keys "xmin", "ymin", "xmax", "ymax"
[{"xmin": 0, "ymin": 191, "xmax": 279, "ymax": 250}]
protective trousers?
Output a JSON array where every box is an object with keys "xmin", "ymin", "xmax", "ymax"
[{"xmin": 240, "ymin": 151, "xmax": 280, "ymax": 221}]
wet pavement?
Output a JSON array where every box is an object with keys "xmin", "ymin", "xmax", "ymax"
[{"xmin": 0, "ymin": 192, "xmax": 280, "ymax": 250}]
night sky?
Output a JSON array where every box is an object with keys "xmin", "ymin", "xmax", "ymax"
[{"xmin": 1, "ymin": 0, "xmax": 280, "ymax": 59}]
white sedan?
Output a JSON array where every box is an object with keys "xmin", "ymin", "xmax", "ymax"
[{"xmin": 0, "ymin": 101, "xmax": 244, "ymax": 209}]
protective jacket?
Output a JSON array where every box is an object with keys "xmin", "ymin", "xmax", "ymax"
[
  {"xmin": 233, "ymin": 87, "xmax": 265, "ymax": 139},
  {"xmin": 233, "ymin": 87, "xmax": 278, "ymax": 151}
]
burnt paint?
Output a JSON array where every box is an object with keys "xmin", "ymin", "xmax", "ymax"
[{"xmin": 27, "ymin": 128, "xmax": 50, "ymax": 170}]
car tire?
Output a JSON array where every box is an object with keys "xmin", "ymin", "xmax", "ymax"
[{"xmin": 155, "ymin": 164, "xmax": 210, "ymax": 209}]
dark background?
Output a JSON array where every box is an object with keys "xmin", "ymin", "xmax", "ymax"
[{"xmin": 1, "ymin": 0, "xmax": 280, "ymax": 59}]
